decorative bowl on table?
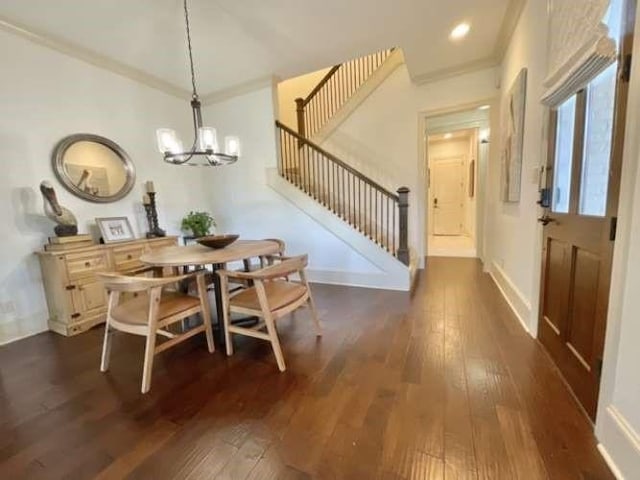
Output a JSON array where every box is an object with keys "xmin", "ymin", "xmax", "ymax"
[{"xmin": 196, "ymin": 234, "xmax": 239, "ymax": 249}]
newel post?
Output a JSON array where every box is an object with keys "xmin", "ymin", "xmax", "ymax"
[
  {"xmin": 397, "ymin": 187, "xmax": 410, "ymax": 266},
  {"xmin": 295, "ymin": 98, "xmax": 306, "ymax": 138}
]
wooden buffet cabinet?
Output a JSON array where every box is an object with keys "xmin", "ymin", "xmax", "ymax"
[{"xmin": 37, "ymin": 236, "xmax": 178, "ymax": 336}]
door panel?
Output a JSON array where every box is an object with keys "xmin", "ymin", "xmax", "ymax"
[
  {"xmin": 432, "ymin": 159, "xmax": 464, "ymax": 236},
  {"xmin": 566, "ymin": 249, "xmax": 600, "ymax": 367},
  {"xmin": 542, "ymin": 239, "xmax": 571, "ymax": 335}
]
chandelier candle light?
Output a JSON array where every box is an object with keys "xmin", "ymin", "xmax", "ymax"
[{"xmin": 156, "ymin": 0, "xmax": 241, "ymax": 166}]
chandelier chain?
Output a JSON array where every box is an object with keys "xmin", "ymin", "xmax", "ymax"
[{"xmin": 183, "ymin": 0, "xmax": 198, "ymax": 98}]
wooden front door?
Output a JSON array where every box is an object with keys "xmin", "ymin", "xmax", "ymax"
[
  {"xmin": 432, "ymin": 158, "xmax": 465, "ymax": 235},
  {"xmin": 538, "ymin": 3, "xmax": 634, "ymax": 420}
]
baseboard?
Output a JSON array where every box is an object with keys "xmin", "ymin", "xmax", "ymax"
[
  {"xmin": 597, "ymin": 406, "xmax": 640, "ymax": 479},
  {"xmin": 266, "ymin": 168, "xmax": 410, "ymax": 291},
  {"xmin": 0, "ymin": 315, "xmax": 48, "ymax": 346},
  {"xmin": 488, "ymin": 261, "xmax": 533, "ymax": 336},
  {"xmin": 307, "ymin": 268, "xmax": 410, "ymax": 291}
]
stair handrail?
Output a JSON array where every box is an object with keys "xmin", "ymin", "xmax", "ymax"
[{"xmin": 276, "ymin": 121, "xmax": 398, "ymax": 201}]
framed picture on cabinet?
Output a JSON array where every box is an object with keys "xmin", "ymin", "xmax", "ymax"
[{"xmin": 96, "ymin": 216, "xmax": 135, "ymax": 243}]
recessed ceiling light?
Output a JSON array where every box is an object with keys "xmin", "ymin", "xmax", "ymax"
[
  {"xmin": 478, "ymin": 104, "xmax": 490, "ymax": 110},
  {"xmin": 444, "ymin": 133, "xmax": 453, "ymax": 139},
  {"xmin": 450, "ymin": 22, "xmax": 471, "ymax": 40}
]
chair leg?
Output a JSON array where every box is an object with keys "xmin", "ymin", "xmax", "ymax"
[
  {"xmin": 219, "ymin": 275, "xmax": 233, "ymax": 356},
  {"xmin": 204, "ymin": 318, "xmax": 215, "ymax": 354},
  {"xmin": 141, "ymin": 331, "xmax": 157, "ymax": 394},
  {"xmin": 264, "ymin": 314, "xmax": 286, "ymax": 372},
  {"xmin": 196, "ymin": 272, "xmax": 215, "ymax": 354},
  {"xmin": 100, "ymin": 321, "xmax": 113, "ymax": 372},
  {"xmin": 308, "ymin": 293, "xmax": 322, "ymax": 337},
  {"xmin": 223, "ymin": 304, "xmax": 233, "ymax": 357}
]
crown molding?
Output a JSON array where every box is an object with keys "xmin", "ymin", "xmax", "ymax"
[
  {"xmin": 0, "ymin": 13, "xmax": 277, "ymax": 105},
  {"xmin": 0, "ymin": 14, "xmax": 192, "ymax": 100},
  {"xmin": 199, "ymin": 75, "xmax": 276, "ymax": 105},
  {"xmin": 410, "ymin": 0, "xmax": 525, "ymax": 86},
  {"xmin": 493, "ymin": 0, "xmax": 527, "ymax": 61},
  {"xmin": 412, "ymin": 56, "xmax": 498, "ymax": 85}
]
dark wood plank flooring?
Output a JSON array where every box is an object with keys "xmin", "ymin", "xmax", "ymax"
[{"xmin": 0, "ymin": 258, "xmax": 613, "ymax": 479}]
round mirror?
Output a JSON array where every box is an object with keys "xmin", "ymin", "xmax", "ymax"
[{"xmin": 52, "ymin": 134, "xmax": 135, "ymax": 203}]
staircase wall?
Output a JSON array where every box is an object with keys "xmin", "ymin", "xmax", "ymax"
[{"xmin": 201, "ymin": 84, "xmax": 410, "ymax": 290}]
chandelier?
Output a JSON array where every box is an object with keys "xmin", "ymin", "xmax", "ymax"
[{"xmin": 156, "ymin": 0, "xmax": 240, "ymax": 166}]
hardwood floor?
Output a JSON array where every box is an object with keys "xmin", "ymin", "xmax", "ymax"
[{"xmin": 0, "ymin": 258, "xmax": 613, "ymax": 479}]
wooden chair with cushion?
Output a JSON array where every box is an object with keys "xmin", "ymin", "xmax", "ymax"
[
  {"xmin": 217, "ymin": 254, "xmax": 321, "ymax": 371},
  {"xmin": 97, "ymin": 270, "xmax": 215, "ymax": 393}
]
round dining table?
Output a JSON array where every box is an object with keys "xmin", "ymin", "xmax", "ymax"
[{"xmin": 140, "ymin": 239, "xmax": 281, "ymax": 345}]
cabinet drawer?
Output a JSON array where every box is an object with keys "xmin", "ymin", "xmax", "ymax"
[
  {"xmin": 112, "ymin": 244, "xmax": 146, "ymax": 272},
  {"xmin": 66, "ymin": 251, "xmax": 108, "ymax": 280}
]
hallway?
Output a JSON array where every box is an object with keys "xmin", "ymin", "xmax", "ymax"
[{"xmin": 0, "ymin": 259, "xmax": 612, "ymax": 479}]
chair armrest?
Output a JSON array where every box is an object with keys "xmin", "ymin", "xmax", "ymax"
[
  {"xmin": 216, "ymin": 269, "xmax": 256, "ymax": 281},
  {"xmin": 98, "ymin": 269, "xmax": 207, "ymax": 292},
  {"xmin": 218, "ymin": 255, "xmax": 307, "ymax": 282}
]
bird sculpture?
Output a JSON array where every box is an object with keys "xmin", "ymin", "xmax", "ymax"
[{"xmin": 39, "ymin": 181, "xmax": 78, "ymax": 236}]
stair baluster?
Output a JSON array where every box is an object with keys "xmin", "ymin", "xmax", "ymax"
[
  {"xmin": 294, "ymin": 48, "xmax": 394, "ymax": 139},
  {"xmin": 276, "ymin": 121, "xmax": 409, "ymax": 265}
]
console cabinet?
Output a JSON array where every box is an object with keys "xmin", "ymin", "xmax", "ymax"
[{"xmin": 37, "ymin": 237, "xmax": 178, "ymax": 336}]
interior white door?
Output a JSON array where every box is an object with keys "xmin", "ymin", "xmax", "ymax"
[{"xmin": 432, "ymin": 158, "xmax": 465, "ymax": 235}]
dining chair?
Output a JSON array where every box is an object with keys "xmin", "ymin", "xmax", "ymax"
[
  {"xmin": 240, "ymin": 237, "xmax": 286, "ymax": 271},
  {"xmin": 233, "ymin": 238, "xmax": 287, "ymax": 290},
  {"xmin": 97, "ymin": 269, "xmax": 215, "ymax": 393},
  {"xmin": 217, "ymin": 254, "xmax": 321, "ymax": 372}
]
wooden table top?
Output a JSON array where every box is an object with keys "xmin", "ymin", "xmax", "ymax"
[{"xmin": 140, "ymin": 239, "xmax": 280, "ymax": 267}]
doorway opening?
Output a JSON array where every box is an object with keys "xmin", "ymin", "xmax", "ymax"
[
  {"xmin": 425, "ymin": 108, "xmax": 490, "ymax": 258},
  {"xmin": 428, "ymin": 129, "xmax": 477, "ymax": 256}
]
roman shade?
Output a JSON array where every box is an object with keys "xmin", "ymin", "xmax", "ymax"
[{"xmin": 541, "ymin": 0, "xmax": 617, "ymax": 106}]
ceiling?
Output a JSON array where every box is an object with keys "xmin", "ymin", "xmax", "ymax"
[{"xmin": 0, "ymin": 0, "xmax": 522, "ymax": 100}]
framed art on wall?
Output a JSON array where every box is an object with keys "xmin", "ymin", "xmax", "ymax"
[
  {"xmin": 501, "ymin": 68, "xmax": 527, "ymax": 203},
  {"xmin": 96, "ymin": 216, "xmax": 135, "ymax": 243}
]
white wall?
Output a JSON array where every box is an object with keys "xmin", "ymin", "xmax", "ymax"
[
  {"xmin": 0, "ymin": 29, "xmax": 210, "ymax": 344},
  {"xmin": 318, "ymin": 63, "xmax": 498, "ymax": 261},
  {"xmin": 485, "ymin": 0, "xmax": 548, "ymax": 333},
  {"xmin": 276, "ymin": 67, "xmax": 331, "ymax": 130},
  {"xmin": 201, "ymin": 86, "xmax": 382, "ymax": 283}
]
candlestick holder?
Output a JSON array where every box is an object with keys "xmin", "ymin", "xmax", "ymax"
[{"xmin": 145, "ymin": 191, "xmax": 166, "ymax": 238}]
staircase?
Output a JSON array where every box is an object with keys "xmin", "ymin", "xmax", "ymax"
[
  {"xmin": 274, "ymin": 49, "xmax": 410, "ymax": 267},
  {"xmin": 295, "ymin": 49, "xmax": 395, "ymax": 139}
]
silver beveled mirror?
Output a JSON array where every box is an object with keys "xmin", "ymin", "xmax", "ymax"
[{"xmin": 52, "ymin": 134, "xmax": 135, "ymax": 203}]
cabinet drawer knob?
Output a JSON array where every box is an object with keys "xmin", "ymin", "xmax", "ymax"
[
  {"xmin": 127, "ymin": 254, "xmax": 133, "ymax": 260},
  {"xmin": 84, "ymin": 261, "xmax": 91, "ymax": 267}
]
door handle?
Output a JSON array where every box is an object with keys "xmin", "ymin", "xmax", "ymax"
[
  {"xmin": 433, "ymin": 198, "xmax": 438, "ymax": 208},
  {"xmin": 537, "ymin": 215, "xmax": 556, "ymax": 226}
]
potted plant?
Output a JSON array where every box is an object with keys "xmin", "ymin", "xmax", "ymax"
[{"xmin": 181, "ymin": 211, "xmax": 216, "ymax": 238}]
